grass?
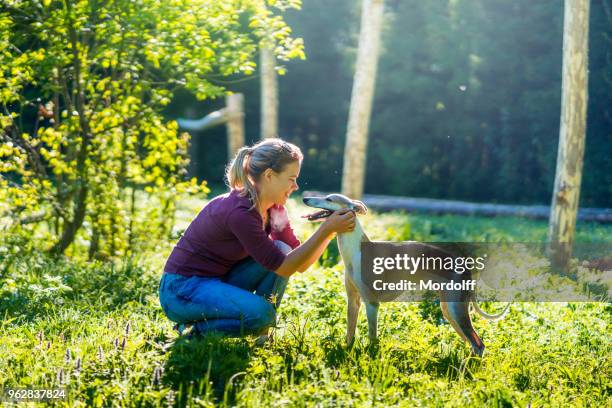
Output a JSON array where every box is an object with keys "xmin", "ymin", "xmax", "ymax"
[{"xmin": 0, "ymin": 193, "xmax": 610, "ymax": 407}]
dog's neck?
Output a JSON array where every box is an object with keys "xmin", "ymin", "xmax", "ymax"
[{"xmin": 337, "ymin": 217, "xmax": 368, "ymax": 260}]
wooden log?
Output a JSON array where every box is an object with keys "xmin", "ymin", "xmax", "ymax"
[
  {"xmin": 302, "ymin": 191, "xmax": 612, "ymax": 223},
  {"xmin": 177, "ymin": 93, "xmax": 245, "ymax": 161},
  {"xmin": 548, "ymin": 0, "xmax": 591, "ymax": 271},
  {"xmin": 177, "ymin": 109, "xmax": 227, "ymax": 131}
]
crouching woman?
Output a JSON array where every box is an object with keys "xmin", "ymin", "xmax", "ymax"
[{"xmin": 158, "ymin": 138, "xmax": 355, "ymax": 338}]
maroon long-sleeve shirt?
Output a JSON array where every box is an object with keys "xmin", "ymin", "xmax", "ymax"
[{"xmin": 164, "ymin": 189, "xmax": 301, "ymax": 277}]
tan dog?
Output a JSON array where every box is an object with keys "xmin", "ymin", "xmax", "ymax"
[{"xmin": 302, "ymin": 193, "xmax": 509, "ymax": 356}]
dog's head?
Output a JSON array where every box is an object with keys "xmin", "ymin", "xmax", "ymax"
[{"xmin": 302, "ymin": 193, "xmax": 368, "ymax": 221}]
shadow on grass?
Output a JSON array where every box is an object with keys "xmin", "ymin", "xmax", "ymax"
[
  {"xmin": 321, "ymin": 335, "xmax": 382, "ymax": 369},
  {"xmin": 421, "ymin": 348, "xmax": 482, "ymax": 380},
  {"xmin": 322, "ymin": 334, "xmax": 482, "ymax": 383},
  {"xmin": 162, "ymin": 333, "xmax": 252, "ymax": 404}
]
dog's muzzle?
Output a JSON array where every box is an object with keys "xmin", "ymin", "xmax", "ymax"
[{"xmin": 301, "ymin": 209, "xmax": 333, "ymax": 221}]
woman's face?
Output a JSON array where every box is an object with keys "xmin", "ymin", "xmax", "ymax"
[{"xmin": 260, "ymin": 160, "xmax": 301, "ymax": 207}]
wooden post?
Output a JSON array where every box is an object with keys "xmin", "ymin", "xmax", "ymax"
[
  {"xmin": 341, "ymin": 0, "xmax": 385, "ymax": 199},
  {"xmin": 547, "ymin": 0, "xmax": 590, "ymax": 272},
  {"xmin": 260, "ymin": 45, "xmax": 278, "ymax": 139},
  {"xmin": 226, "ymin": 93, "xmax": 245, "ymax": 160},
  {"xmin": 177, "ymin": 94, "xmax": 245, "ymax": 161}
]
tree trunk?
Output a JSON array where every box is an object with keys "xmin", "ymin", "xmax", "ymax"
[
  {"xmin": 52, "ymin": 3, "xmax": 92, "ymax": 254},
  {"xmin": 341, "ymin": 0, "xmax": 385, "ymax": 199},
  {"xmin": 226, "ymin": 93, "xmax": 245, "ymax": 160},
  {"xmin": 547, "ymin": 0, "xmax": 590, "ymax": 272},
  {"xmin": 260, "ymin": 45, "xmax": 278, "ymax": 139}
]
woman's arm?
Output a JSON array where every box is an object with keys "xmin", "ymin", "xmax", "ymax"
[
  {"xmin": 295, "ymin": 232, "xmax": 334, "ymax": 273},
  {"xmin": 274, "ymin": 209, "xmax": 354, "ymax": 278}
]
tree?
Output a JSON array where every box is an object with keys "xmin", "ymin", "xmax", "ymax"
[
  {"xmin": 341, "ymin": 0, "xmax": 385, "ymax": 199},
  {"xmin": 0, "ymin": 0, "xmax": 303, "ymax": 258},
  {"xmin": 260, "ymin": 45, "xmax": 279, "ymax": 139},
  {"xmin": 547, "ymin": 0, "xmax": 591, "ymax": 272},
  {"xmin": 275, "ymin": 0, "xmax": 354, "ymax": 193}
]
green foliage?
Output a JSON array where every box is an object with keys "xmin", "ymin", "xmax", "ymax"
[
  {"xmin": 0, "ymin": 0, "xmax": 303, "ymax": 258},
  {"xmin": 0, "ymin": 247, "xmax": 158, "ymax": 320}
]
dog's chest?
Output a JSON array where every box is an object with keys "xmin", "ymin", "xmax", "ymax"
[{"xmin": 338, "ymin": 235, "xmax": 364, "ymax": 284}]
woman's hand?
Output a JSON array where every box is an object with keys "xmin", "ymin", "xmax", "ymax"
[
  {"xmin": 276, "ymin": 209, "xmax": 355, "ymax": 277},
  {"xmin": 322, "ymin": 209, "xmax": 356, "ymax": 234}
]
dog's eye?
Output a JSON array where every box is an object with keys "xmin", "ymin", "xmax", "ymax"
[{"xmin": 325, "ymin": 198, "xmax": 331, "ymax": 202}]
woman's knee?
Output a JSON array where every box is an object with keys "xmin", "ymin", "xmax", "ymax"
[
  {"xmin": 158, "ymin": 273, "xmax": 210, "ymax": 324},
  {"xmin": 158, "ymin": 274, "xmax": 176, "ymax": 320},
  {"xmin": 273, "ymin": 240, "xmax": 292, "ymax": 255},
  {"xmin": 158, "ymin": 288, "xmax": 188, "ymax": 323},
  {"xmin": 245, "ymin": 300, "xmax": 276, "ymax": 332}
]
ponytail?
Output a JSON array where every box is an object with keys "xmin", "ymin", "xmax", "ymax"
[{"xmin": 226, "ymin": 146, "xmax": 260, "ymax": 211}]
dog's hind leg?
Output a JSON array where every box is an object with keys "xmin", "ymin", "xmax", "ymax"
[
  {"xmin": 345, "ymin": 277, "xmax": 361, "ymax": 346},
  {"xmin": 365, "ymin": 301, "xmax": 379, "ymax": 342},
  {"xmin": 441, "ymin": 301, "xmax": 485, "ymax": 357}
]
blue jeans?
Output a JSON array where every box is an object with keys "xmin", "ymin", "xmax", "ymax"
[{"xmin": 158, "ymin": 240, "xmax": 291, "ymax": 336}]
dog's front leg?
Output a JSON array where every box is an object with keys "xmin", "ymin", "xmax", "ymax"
[
  {"xmin": 365, "ymin": 301, "xmax": 379, "ymax": 342},
  {"xmin": 345, "ymin": 277, "xmax": 361, "ymax": 346}
]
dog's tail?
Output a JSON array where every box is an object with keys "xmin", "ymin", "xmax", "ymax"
[
  {"xmin": 469, "ymin": 284, "xmax": 511, "ymax": 321},
  {"xmin": 470, "ymin": 300, "xmax": 510, "ymax": 321}
]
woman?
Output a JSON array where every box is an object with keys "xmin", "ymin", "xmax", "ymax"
[{"xmin": 159, "ymin": 138, "xmax": 355, "ymax": 339}]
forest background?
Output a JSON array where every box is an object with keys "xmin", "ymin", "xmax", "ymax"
[{"xmin": 176, "ymin": 0, "xmax": 611, "ymax": 208}]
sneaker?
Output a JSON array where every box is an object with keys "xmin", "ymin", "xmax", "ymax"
[
  {"xmin": 255, "ymin": 328, "xmax": 274, "ymax": 346},
  {"xmin": 173, "ymin": 323, "xmax": 193, "ymax": 335},
  {"xmin": 255, "ymin": 334, "xmax": 270, "ymax": 347}
]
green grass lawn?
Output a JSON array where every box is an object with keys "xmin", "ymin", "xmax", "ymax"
[{"xmin": 1, "ymin": 194, "xmax": 610, "ymax": 407}]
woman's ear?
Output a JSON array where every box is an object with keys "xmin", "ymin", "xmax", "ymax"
[
  {"xmin": 352, "ymin": 200, "xmax": 368, "ymax": 215},
  {"xmin": 262, "ymin": 168, "xmax": 274, "ymax": 182}
]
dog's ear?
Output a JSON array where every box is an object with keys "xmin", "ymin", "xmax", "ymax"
[{"xmin": 351, "ymin": 200, "xmax": 368, "ymax": 215}]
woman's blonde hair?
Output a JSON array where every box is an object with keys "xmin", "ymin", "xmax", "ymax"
[{"xmin": 226, "ymin": 138, "xmax": 303, "ymax": 211}]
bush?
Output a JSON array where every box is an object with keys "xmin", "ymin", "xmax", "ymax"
[{"xmin": 0, "ymin": 250, "xmax": 158, "ymax": 320}]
